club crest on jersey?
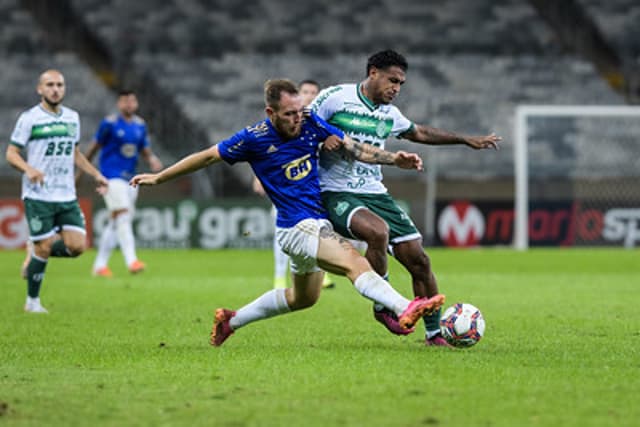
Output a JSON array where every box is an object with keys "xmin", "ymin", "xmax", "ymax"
[
  {"xmin": 67, "ymin": 122, "xmax": 78, "ymax": 138},
  {"xmin": 375, "ymin": 121, "xmax": 387, "ymax": 138},
  {"xmin": 282, "ymin": 154, "xmax": 312, "ymax": 181}
]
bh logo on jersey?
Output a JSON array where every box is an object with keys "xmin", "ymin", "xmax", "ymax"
[
  {"xmin": 283, "ymin": 154, "xmax": 312, "ymax": 181},
  {"xmin": 438, "ymin": 201, "xmax": 485, "ymax": 247}
]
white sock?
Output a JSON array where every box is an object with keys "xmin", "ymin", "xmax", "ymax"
[
  {"xmin": 93, "ymin": 220, "xmax": 117, "ymax": 270},
  {"xmin": 115, "ymin": 212, "xmax": 137, "ymax": 266},
  {"xmin": 426, "ymin": 329, "xmax": 441, "ymax": 339},
  {"xmin": 273, "ymin": 238, "xmax": 289, "ymax": 281},
  {"xmin": 26, "ymin": 296, "xmax": 41, "ymax": 305},
  {"xmin": 230, "ymin": 288, "xmax": 290, "ymax": 330},
  {"xmin": 353, "ymin": 271, "xmax": 409, "ymax": 316}
]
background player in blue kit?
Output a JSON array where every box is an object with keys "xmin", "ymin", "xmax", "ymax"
[
  {"xmin": 83, "ymin": 90, "xmax": 163, "ymax": 277},
  {"xmin": 131, "ymin": 79, "xmax": 444, "ymax": 346}
]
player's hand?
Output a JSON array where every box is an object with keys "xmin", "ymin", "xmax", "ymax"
[
  {"xmin": 95, "ymin": 174, "xmax": 109, "ymax": 195},
  {"xmin": 130, "ymin": 173, "xmax": 159, "ymax": 187},
  {"xmin": 322, "ymin": 135, "xmax": 343, "ymax": 151},
  {"xmin": 394, "ymin": 151, "xmax": 423, "ymax": 171},
  {"xmin": 465, "ymin": 133, "xmax": 501, "ymax": 150},
  {"xmin": 26, "ymin": 167, "xmax": 45, "ymax": 185}
]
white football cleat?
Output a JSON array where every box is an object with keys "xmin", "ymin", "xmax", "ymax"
[{"xmin": 24, "ymin": 298, "xmax": 48, "ymax": 314}]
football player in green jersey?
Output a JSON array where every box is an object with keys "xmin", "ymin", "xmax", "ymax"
[
  {"xmin": 311, "ymin": 50, "xmax": 500, "ymax": 346},
  {"xmin": 6, "ymin": 69, "xmax": 108, "ymax": 313}
]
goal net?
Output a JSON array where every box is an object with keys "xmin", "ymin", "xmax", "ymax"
[{"xmin": 514, "ymin": 105, "xmax": 640, "ymax": 249}]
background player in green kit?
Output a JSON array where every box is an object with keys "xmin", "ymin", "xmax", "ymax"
[
  {"xmin": 311, "ymin": 50, "xmax": 501, "ymax": 346},
  {"xmin": 6, "ymin": 69, "xmax": 108, "ymax": 313}
]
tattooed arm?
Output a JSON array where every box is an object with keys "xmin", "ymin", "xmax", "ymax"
[{"xmin": 341, "ymin": 135, "xmax": 423, "ymax": 170}]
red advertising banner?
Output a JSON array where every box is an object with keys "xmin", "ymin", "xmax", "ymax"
[
  {"xmin": 0, "ymin": 198, "xmax": 93, "ymax": 249},
  {"xmin": 436, "ymin": 200, "xmax": 640, "ymax": 248}
]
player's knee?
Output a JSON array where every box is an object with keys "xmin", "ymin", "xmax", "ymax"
[
  {"xmin": 363, "ymin": 224, "xmax": 389, "ymax": 248},
  {"xmin": 33, "ymin": 241, "xmax": 51, "ymax": 258},
  {"xmin": 344, "ymin": 254, "xmax": 372, "ymax": 281}
]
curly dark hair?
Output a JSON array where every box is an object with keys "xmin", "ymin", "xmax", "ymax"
[{"xmin": 366, "ymin": 50, "xmax": 408, "ymax": 75}]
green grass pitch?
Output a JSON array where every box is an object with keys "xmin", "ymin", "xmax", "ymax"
[{"xmin": 1, "ymin": 248, "xmax": 638, "ymax": 426}]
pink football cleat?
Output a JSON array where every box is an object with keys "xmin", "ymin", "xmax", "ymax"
[
  {"xmin": 210, "ymin": 308, "xmax": 236, "ymax": 347},
  {"xmin": 373, "ymin": 305, "xmax": 414, "ymax": 335},
  {"xmin": 398, "ymin": 294, "xmax": 446, "ymax": 331},
  {"xmin": 425, "ymin": 334, "xmax": 454, "ymax": 348}
]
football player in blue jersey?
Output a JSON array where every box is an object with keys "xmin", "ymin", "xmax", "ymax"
[
  {"xmin": 83, "ymin": 90, "xmax": 163, "ymax": 277},
  {"xmin": 131, "ymin": 78, "xmax": 445, "ymax": 347},
  {"xmin": 252, "ymin": 79, "xmax": 340, "ymax": 290}
]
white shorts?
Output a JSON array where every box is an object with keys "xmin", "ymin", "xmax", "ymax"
[
  {"xmin": 275, "ymin": 218, "xmax": 333, "ymax": 275},
  {"xmin": 103, "ymin": 178, "xmax": 138, "ymax": 212}
]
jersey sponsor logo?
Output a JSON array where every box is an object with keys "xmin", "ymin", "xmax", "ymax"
[
  {"xmin": 438, "ymin": 201, "xmax": 485, "ymax": 247},
  {"xmin": 329, "ymin": 112, "xmax": 393, "ymax": 139},
  {"xmin": 282, "ymin": 154, "xmax": 312, "ymax": 181},
  {"xmin": 44, "ymin": 140, "xmax": 74, "ymax": 157},
  {"xmin": 120, "ymin": 143, "xmax": 137, "ymax": 158},
  {"xmin": 31, "ymin": 122, "xmax": 75, "ymax": 140}
]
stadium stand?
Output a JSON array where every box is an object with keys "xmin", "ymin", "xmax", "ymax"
[
  {"xmin": 0, "ymin": 0, "xmax": 115, "ymax": 180},
  {"xmin": 3, "ymin": 0, "xmax": 634, "ymax": 195}
]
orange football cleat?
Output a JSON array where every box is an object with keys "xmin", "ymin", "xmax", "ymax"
[{"xmin": 128, "ymin": 260, "xmax": 146, "ymax": 274}]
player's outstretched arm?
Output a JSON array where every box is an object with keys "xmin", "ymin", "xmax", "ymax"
[
  {"xmin": 404, "ymin": 125, "xmax": 501, "ymax": 150},
  {"xmin": 342, "ymin": 136, "xmax": 423, "ymax": 170},
  {"xmin": 131, "ymin": 145, "xmax": 221, "ymax": 187}
]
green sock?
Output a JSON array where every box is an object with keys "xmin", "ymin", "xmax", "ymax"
[
  {"xmin": 26, "ymin": 256, "xmax": 48, "ymax": 298},
  {"xmin": 423, "ymin": 307, "xmax": 442, "ymax": 337},
  {"xmin": 50, "ymin": 239, "xmax": 72, "ymax": 257}
]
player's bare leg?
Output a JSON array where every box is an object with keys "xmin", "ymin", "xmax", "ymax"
[
  {"xmin": 349, "ymin": 209, "xmax": 389, "ymax": 277},
  {"xmin": 21, "ymin": 240, "xmax": 33, "ymax": 279},
  {"xmin": 393, "ymin": 239, "xmax": 451, "ymax": 347}
]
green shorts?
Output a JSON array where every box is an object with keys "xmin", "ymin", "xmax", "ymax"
[
  {"xmin": 321, "ymin": 191, "xmax": 421, "ymax": 245},
  {"xmin": 24, "ymin": 198, "xmax": 86, "ymax": 241}
]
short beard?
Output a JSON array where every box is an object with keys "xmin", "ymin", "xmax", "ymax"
[{"xmin": 43, "ymin": 96, "xmax": 62, "ymax": 109}]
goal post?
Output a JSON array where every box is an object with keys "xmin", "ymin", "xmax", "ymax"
[{"xmin": 514, "ymin": 105, "xmax": 640, "ymax": 250}]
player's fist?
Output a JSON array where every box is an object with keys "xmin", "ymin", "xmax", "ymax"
[{"xmin": 394, "ymin": 151, "xmax": 423, "ymax": 171}]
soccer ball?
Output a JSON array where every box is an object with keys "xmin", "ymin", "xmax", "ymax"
[{"xmin": 439, "ymin": 303, "xmax": 485, "ymax": 348}]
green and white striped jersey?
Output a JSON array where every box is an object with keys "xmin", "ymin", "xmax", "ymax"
[
  {"xmin": 311, "ymin": 83, "xmax": 414, "ymax": 194},
  {"xmin": 10, "ymin": 104, "xmax": 81, "ymax": 202}
]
